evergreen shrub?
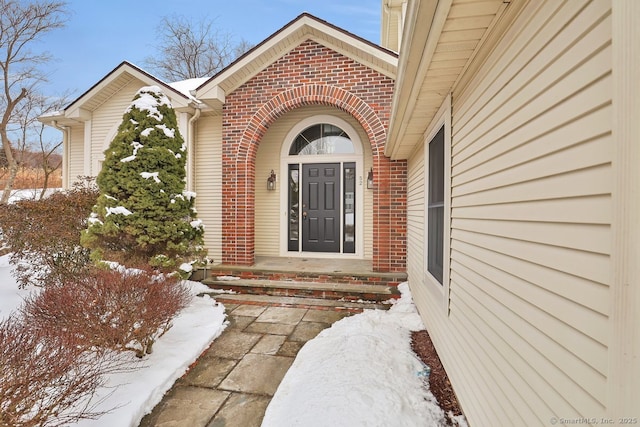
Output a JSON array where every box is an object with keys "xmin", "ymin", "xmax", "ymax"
[{"xmin": 82, "ymin": 86, "xmax": 205, "ymax": 273}]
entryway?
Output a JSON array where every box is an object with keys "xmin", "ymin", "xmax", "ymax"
[
  {"xmin": 281, "ymin": 116, "xmax": 364, "ymax": 257},
  {"xmin": 286, "ymin": 162, "xmax": 356, "ymax": 253},
  {"xmin": 200, "ymin": 255, "xmax": 405, "ymax": 310}
]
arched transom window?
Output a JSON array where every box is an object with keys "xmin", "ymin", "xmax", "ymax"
[{"xmin": 289, "ymin": 124, "xmax": 354, "ymax": 155}]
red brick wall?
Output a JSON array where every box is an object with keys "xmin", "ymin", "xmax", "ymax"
[{"xmin": 222, "ymin": 39, "xmax": 406, "ymax": 272}]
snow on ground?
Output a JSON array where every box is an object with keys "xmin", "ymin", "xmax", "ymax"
[
  {"xmin": 75, "ymin": 282, "xmax": 226, "ymax": 427},
  {"xmin": 4, "ymin": 188, "xmax": 62, "ymax": 203},
  {"xmin": 0, "ymin": 255, "xmax": 33, "ymax": 321},
  {"xmin": 262, "ymin": 282, "xmax": 466, "ymax": 427},
  {"xmin": 0, "ymin": 255, "xmax": 227, "ymax": 427},
  {"xmin": 1, "ymin": 252, "xmax": 465, "ymax": 427}
]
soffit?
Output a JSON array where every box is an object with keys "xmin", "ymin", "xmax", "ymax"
[
  {"xmin": 386, "ymin": 0, "xmax": 515, "ymax": 159},
  {"xmin": 196, "ymin": 13, "xmax": 398, "ymax": 105}
]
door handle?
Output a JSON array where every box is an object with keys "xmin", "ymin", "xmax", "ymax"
[{"xmin": 302, "ymin": 211, "xmax": 308, "ymax": 220}]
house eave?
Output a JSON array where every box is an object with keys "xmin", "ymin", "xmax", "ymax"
[
  {"xmin": 196, "ymin": 13, "xmax": 398, "ymax": 101},
  {"xmin": 59, "ymin": 61, "xmax": 194, "ymax": 122},
  {"xmin": 385, "ymin": 0, "xmax": 516, "ymax": 160}
]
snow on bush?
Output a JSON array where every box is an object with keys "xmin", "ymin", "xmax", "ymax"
[
  {"xmin": 0, "ymin": 179, "xmax": 98, "ymax": 288},
  {"xmin": 82, "ymin": 86, "xmax": 205, "ymax": 272},
  {"xmin": 21, "ymin": 267, "xmax": 192, "ymax": 358}
]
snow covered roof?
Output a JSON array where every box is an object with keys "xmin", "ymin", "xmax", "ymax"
[{"xmin": 169, "ymin": 77, "xmax": 209, "ymax": 100}]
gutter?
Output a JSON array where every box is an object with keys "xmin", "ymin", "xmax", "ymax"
[{"xmin": 187, "ymin": 105, "xmax": 201, "ymax": 192}]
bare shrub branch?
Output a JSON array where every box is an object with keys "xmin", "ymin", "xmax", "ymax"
[
  {"xmin": 0, "ymin": 178, "xmax": 98, "ymax": 288},
  {"xmin": 0, "ymin": 316, "xmax": 129, "ymax": 427},
  {"xmin": 21, "ymin": 267, "xmax": 192, "ymax": 357}
]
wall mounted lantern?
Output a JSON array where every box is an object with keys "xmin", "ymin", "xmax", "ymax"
[
  {"xmin": 367, "ymin": 168, "xmax": 374, "ymax": 189},
  {"xmin": 267, "ymin": 170, "xmax": 277, "ymax": 191}
]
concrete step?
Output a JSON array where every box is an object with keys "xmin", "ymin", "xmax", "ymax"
[
  {"xmin": 199, "ymin": 292, "xmax": 392, "ymax": 312},
  {"xmin": 201, "ymin": 278, "xmax": 400, "ymax": 303},
  {"xmin": 198, "ymin": 264, "xmax": 407, "ymax": 288}
]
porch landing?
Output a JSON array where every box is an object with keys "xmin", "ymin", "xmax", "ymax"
[{"xmin": 198, "ymin": 256, "xmax": 407, "ymax": 310}]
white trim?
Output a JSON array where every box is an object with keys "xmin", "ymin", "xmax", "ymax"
[
  {"xmin": 83, "ymin": 120, "xmax": 92, "ymax": 176},
  {"xmin": 423, "ymin": 93, "xmax": 452, "ymax": 312},
  {"xmin": 279, "ymin": 115, "xmax": 365, "ymax": 258},
  {"xmin": 609, "ymin": 0, "xmax": 640, "ymax": 417},
  {"xmin": 197, "ymin": 15, "xmax": 398, "ymax": 100}
]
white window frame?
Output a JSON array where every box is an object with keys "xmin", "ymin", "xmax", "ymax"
[{"xmin": 423, "ymin": 94, "xmax": 451, "ymax": 311}]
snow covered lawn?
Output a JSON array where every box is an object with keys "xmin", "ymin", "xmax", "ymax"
[{"xmin": 0, "ymin": 255, "xmax": 227, "ymax": 427}]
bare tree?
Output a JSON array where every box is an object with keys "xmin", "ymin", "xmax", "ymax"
[
  {"xmin": 17, "ymin": 91, "xmax": 68, "ymax": 198},
  {"xmin": 0, "ymin": 0, "xmax": 68, "ymax": 204},
  {"xmin": 144, "ymin": 14, "xmax": 253, "ymax": 81}
]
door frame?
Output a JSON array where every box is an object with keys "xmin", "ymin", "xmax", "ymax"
[{"xmin": 278, "ymin": 115, "xmax": 365, "ymax": 258}]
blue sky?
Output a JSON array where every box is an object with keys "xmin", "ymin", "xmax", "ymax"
[{"xmin": 41, "ymin": 0, "xmax": 381, "ymax": 98}]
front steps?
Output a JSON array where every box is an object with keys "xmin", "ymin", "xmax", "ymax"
[{"xmin": 197, "ymin": 258, "xmax": 406, "ymax": 311}]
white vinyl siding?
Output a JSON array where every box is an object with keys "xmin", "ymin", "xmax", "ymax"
[
  {"xmin": 66, "ymin": 125, "xmax": 85, "ymax": 186},
  {"xmin": 91, "ymin": 80, "xmax": 143, "ymax": 175},
  {"xmin": 255, "ymin": 119, "xmax": 283, "ymax": 257},
  {"xmin": 408, "ymin": 0, "xmax": 613, "ymax": 425},
  {"xmin": 194, "ymin": 115, "xmax": 223, "ymax": 263}
]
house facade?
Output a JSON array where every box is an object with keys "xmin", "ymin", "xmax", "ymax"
[
  {"xmin": 384, "ymin": 0, "xmax": 639, "ymax": 425},
  {"xmin": 42, "ymin": 0, "xmax": 640, "ymax": 424},
  {"xmin": 42, "ymin": 14, "xmax": 406, "ymax": 273}
]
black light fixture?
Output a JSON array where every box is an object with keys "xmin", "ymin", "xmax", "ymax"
[
  {"xmin": 267, "ymin": 169, "xmax": 277, "ymax": 191},
  {"xmin": 367, "ymin": 168, "xmax": 374, "ymax": 189}
]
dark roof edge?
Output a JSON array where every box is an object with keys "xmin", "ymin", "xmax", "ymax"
[{"xmin": 196, "ymin": 12, "xmax": 397, "ymax": 91}]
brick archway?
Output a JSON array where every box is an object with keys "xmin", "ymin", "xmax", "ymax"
[{"xmin": 222, "ymin": 84, "xmax": 405, "ymax": 272}]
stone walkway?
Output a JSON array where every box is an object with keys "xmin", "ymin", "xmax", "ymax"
[{"xmin": 138, "ymin": 302, "xmax": 354, "ymax": 427}]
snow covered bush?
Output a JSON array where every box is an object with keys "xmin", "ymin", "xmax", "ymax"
[
  {"xmin": 0, "ymin": 178, "xmax": 98, "ymax": 288},
  {"xmin": 21, "ymin": 266, "xmax": 192, "ymax": 358},
  {"xmin": 81, "ymin": 86, "xmax": 205, "ymax": 273},
  {"xmin": 0, "ymin": 315, "xmax": 126, "ymax": 427}
]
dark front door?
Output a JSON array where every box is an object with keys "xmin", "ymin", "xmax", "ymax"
[{"xmin": 302, "ymin": 163, "xmax": 340, "ymax": 252}]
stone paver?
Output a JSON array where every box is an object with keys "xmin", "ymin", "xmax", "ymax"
[
  {"xmin": 245, "ymin": 321, "xmax": 296, "ymax": 336},
  {"xmin": 290, "ymin": 321, "xmax": 328, "ymax": 342},
  {"xmin": 277, "ymin": 340, "xmax": 305, "ymax": 357},
  {"xmin": 302, "ymin": 309, "xmax": 352, "ymax": 324},
  {"xmin": 250, "ymin": 334, "xmax": 286, "ymax": 355},
  {"xmin": 219, "ymin": 353, "xmax": 294, "ymax": 395},
  {"xmin": 182, "ymin": 356, "xmax": 237, "ymax": 388},
  {"xmin": 255, "ymin": 306, "xmax": 307, "ymax": 324},
  {"xmin": 227, "ymin": 315, "xmax": 255, "ymax": 331},
  {"xmin": 208, "ymin": 331, "xmax": 262, "ymax": 359},
  {"xmin": 153, "ymin": 387, "xmax": 229, "ymax": 427},
  {"xmin": 231, "ymin": 305, "xmax": 267, "ymax": 317},
  {"xmin": 206, "ymin": 393, "xmax": 270, "ymax": 427},
  {"xmin": 139, "ymin": 301, "xmax": 351, "ymax": 427}
]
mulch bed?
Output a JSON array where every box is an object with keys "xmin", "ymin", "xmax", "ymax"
[{"xmin": 411, "ymin": 329, "xmax": 463, "ymax": 424}]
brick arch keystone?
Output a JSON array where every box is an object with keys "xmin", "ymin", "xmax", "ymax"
[{"xmin": 222, "ymin": 84, "xmax": 397, "ymax": 271}]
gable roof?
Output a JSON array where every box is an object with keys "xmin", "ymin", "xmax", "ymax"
[
  {"xmin": 196, "ymin": 13, "xmax": 398, "ymax": 109},
  {"xmin": 41, "ymin": 61, "xmax": 197, "ymax": 125}
]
